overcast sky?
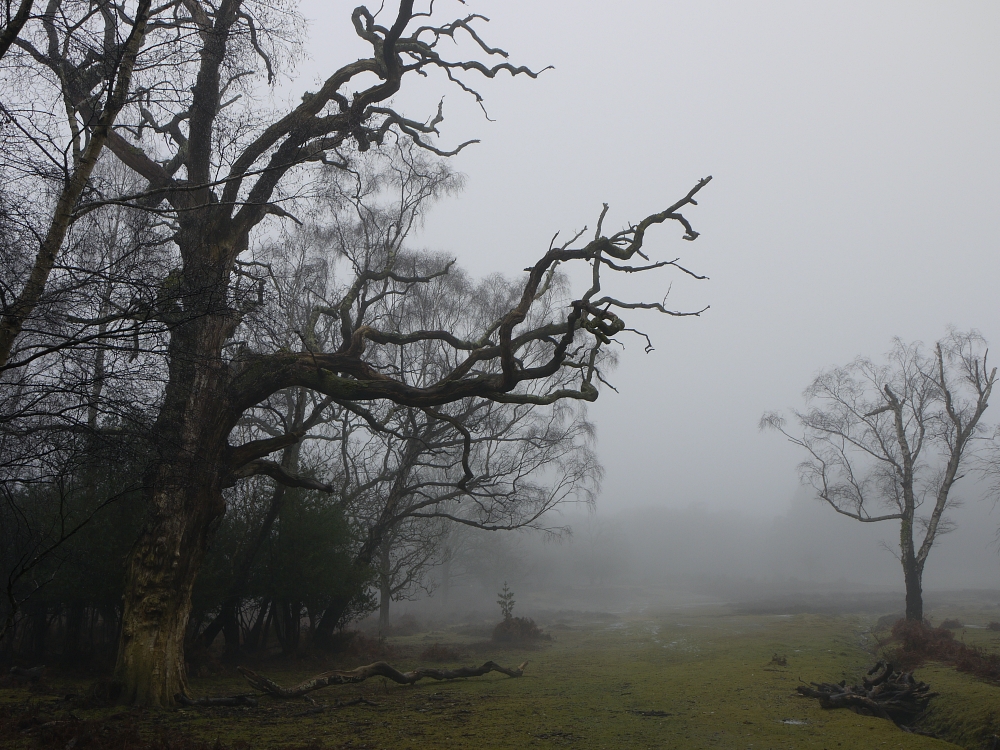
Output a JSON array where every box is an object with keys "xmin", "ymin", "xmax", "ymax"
[{"xmin": 290, "ymin": 1, "xmax": 1000, "ymax": 524}]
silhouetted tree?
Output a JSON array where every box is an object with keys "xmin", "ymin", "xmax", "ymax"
[
  {"xmin": 5, "ymin": 0, "xmax": 711, "ymax": 705},
  {"xmin": 762, "ymin": 330, "xmax": 995, "ymax": 621}
]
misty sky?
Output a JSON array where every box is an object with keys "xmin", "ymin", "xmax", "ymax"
[{"xmin": 288, "ymin": 1, "xmax": 1000, "ymax": 530}]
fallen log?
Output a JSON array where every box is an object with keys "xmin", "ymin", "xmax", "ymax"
[
  {"xmin": 797, "ymin": 661, "xmax": 936, "ymax": 728},
  {"xmin": 238, "ymin": 659, "xmax": 528, "ymax": 698}
]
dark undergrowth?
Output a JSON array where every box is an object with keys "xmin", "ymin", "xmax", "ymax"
[
  {"xmin": 490, "ymin": 617, "xmax": 549, "ymax": 644},
  {"xmin": 888, "ymin": 620, "xmax": 1000, "ymax": 682},
  {"xmin": 0, "ymin": 701, "xmax": 255, "ymax": 750}
]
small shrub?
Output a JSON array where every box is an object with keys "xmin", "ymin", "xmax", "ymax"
[
  {"xmin": 987, "ymin": 621, "xmax": 1000, "ymax": 632},
  {"xmin": 492, "ymin": 616, "xmax": 548, "ymax": 643},
  {"xmin": 889, "ymin": 619, "xmax": 1000, "ymax": 681},
  {"xmin": 940, "ymin": 618, "xmax": 964, "ymax": 630},
  {"xmin": 497, "ymin": 582, "xmax": 515, "ymax": 620}
]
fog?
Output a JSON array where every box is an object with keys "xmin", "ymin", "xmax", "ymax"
[
  {"xmin": 292, "ymin": 0, "xmax": 1000, "ymax": 611},
  {"xmin": 374, "ymin": 491, "xmax": 999, "ymax": 627}
]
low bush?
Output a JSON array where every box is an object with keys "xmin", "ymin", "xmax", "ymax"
[
  {"xmin": 889, "ymin": 619, "xmax": 1000, "ymax": 681},
  {"xmin": 492, "ymin": 617, "xmax": 548, "ymax": 643}
]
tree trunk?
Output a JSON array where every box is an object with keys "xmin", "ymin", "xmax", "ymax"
[
  {"xmin": 244, "ymin": 600, "xmax": 269, "ymax": 652},
  {"xmin": 274, "ymin": 600, "xmax": 301, "ymax": 655},
  {"xmin": 222, "ymin": 602, "xmax": 241, "ymax": 658},
  {"xmin": 197, "ymin": 473, "xmax": 292, "ymax": 649},
  {"xmin": 112, "ymin": 479, "xmax": 225, "ymax": 705},
  {"xmin": 30, "ymin": 602, "xmax": 48, "ymax": 661},
  {"xmin": 899, "ymin": 505, "xmax": 923, "ymax": 622},
  {"xmin": 903, "ymin": 558, "xmax": 923, "ymax": 622},
  {"xmin": 63, "ymin": 602, "xmax": 85, "ymax": 663},
  {"xmin": 112, "ymin": 296, "xmax": 234, "ymax": 706},
  {"xmin": 378, "ymin": 542, "xmax": 391, "ymax": 635},
  {"xmin": 440, "ymin": 558, "xmax": 451, "ymax": 608},
  {"xmin": 314, "ymin": 592, "xmax": 353, "ymax": 646}
]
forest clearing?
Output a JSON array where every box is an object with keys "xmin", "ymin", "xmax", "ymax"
[
  {"xmin": 3, "ymin": 601, "xmax": 1000, "ymax": 749},
  {"xmin": 4, "ymin": 1, "xmax": 1000, "ymax": 748}
]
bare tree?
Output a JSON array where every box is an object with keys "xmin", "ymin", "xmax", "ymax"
[
  {"xmin": 761, "ymin": 330, "xmax": 996, "ymax": 621},
  {"xmin": 373, "ymin": 518, "xmax": 444, "ymax": 633},
  {"xmin": 0, "ymin": 0, "xmax": 154, "ymax": 370},
  {"xmin": 0, "ymin": 0, "xmax": 33, "ymax": 60},
  {"xmin": 8, "ymin": 0, "xmax": 711, "ymax": 706}
]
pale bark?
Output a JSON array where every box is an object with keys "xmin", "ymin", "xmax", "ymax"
[{"xmin": 239, "ymin": 659, "xmax": 528, "ymax": 698}]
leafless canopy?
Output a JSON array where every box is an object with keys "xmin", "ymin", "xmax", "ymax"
[{"xmin": 761, "ymin": 329, "xmax": 996, "ymax": 620}]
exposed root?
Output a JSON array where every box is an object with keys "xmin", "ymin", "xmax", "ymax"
[{"xmin": 238, "ymin": 660, "xmax": 528, "ymax": 698}]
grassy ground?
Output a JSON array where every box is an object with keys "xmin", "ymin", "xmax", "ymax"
[{"xmin": 3, "ymin": 607, "xmax": 1000, "ymax": 749}]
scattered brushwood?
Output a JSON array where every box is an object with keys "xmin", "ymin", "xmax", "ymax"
[
  {"xmin": 238, "ymin": 660, "xmax": 528, "ymax": 698},
  {"xmin": 797, "ymin": 661, "xmax": 935, "ymax": 728},
  {"xmin": 492, "ymin": 617, "xmax": 548, "ymax": 643},
  {"xmin": 890, "ymin": 620, "xmax": 1000, "ymax": 681}
]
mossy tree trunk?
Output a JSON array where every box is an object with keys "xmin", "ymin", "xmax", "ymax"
[{"xmin": 112, "ymin": 242, "xmax": 236, "ymax": 705}]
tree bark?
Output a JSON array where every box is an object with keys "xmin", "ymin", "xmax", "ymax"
[
  {"xmin": 899, "ymin": 504, "xmax": 923, "ymax": 622},
  {"xmin": 112, "ymin": 293, "xmax": 235, "ymax": 705},
  {"xmin": 903, "ymin": 557, "xmax": 923, "ymax": 623},
  {"xmin": 378, "ymin": 542, "xmax": 391, "ymax": 634}
]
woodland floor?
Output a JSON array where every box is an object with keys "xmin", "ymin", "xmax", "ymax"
[{"xmin": 3, "ymin": 601, "xmax": 1000, "ymax": 749}]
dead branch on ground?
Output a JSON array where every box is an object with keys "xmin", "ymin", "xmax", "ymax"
[
  {"xmin": 238, "ymin": 660, "xmax": 528, "ymax": 698},
  {"xmin": 796, "ymin": 661, "xmax": 935, "ymax": 728}
]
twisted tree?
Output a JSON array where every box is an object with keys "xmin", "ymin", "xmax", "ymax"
[{"xmin": 5, "ymin": 0, "xmax": 711, "ymax": 706}]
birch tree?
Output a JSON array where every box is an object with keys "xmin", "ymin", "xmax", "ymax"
[{"xmin": 762, "ymin": 330, "xmax": 995, "ymax": 621}]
